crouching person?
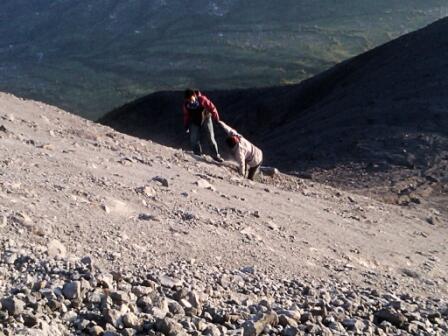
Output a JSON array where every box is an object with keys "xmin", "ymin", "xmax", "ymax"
[{"xmin": 219, "ymin": 121, "xmax": 263, "ymax": 180}]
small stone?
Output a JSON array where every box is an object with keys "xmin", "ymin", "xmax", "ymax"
[
  {"xmin": 159, "ymin": 274, "xmax": 182, "ymax": 288},
  {"xmin": 401, "ymin": 268, "xmax": 420, "ymax": 279},
  {"xmin": 342, "ymin": 318, "xmax": 365, "ymax": 333},
  {"xmin": 22, "ymin": 312, "xmax": 39, "ymax": 327},
  {"xmin": 132, "ymin": 285, "xmax": 153, "ymax": 297},
  {"xmin": 195, "ymin": 179, "xmax": 216, "ymax": 191},
  {"xmin": 138, "ymin": 213, "xmax": 157, "ymax": 221},
  {"xmin": 204, "ymin": 323, "xmax": 221, "ymax": 336},
  {"xmin": 104, "ymin": 332, "xmax": 121, "ymax": 336},
  {"xmin": 81, "ymin": 255, "xmax": 93, "ymax": 267},
  {"xmin": 260, "ymin": 167, "xmax": 279, "ymax": 177},
  {"xmin": 282, "ymin": 326, "xmax": 301, "ymax": 336},
  {"xmin": 151, "ymin": 307, "xmax": 168, "ymax": 319},
  {"xmin": 102, "ymin": 204, "xmax": 111, "ymax": 213},
  {"xmin": 241, "ymin": 266, "xmax": 255, "ymax": 274},
  {"xmin": 137, "ymin": 296, "xmax": 153, "ymax": 312},
  {"xmin": 136, "ymin": 186, "xmax": 156, "ymax": 197},
  {"xmin": 121, "ymin": 328, "xmax": 138, "ymax": 336},
  {"xmin": 1, "ymin": 297, "xmax": 25, "ymax": 315},
  {"xmin": 168, "ymin": 301, "xmax": 185, "ymax": 315},
  {"xmin": 180, "ymin": 299, "xmax": 192, "ymax": 309},
  {"xmin": 153, "ymin": 296, "xmax": 169, "ymax": 313},
  {"xmin": 426, "ymin": 216, "xmax": 438, "ymax": 225},
  {"xmin": 279, "ymin": 315, "xmax": 299, "ymax": 328},
  {"xmin": 89, "ymin": 325, "xmax": 105, "ymax": 336},
  {"xmin": 97, "ymin": 273, "xmax": 114, "ymax": 289},
  {"xmin": 407, "ymin": 322, "xmax": 420, "ymax": 334},
  {"xmin": 187, "ymin": 291, "xmax": 202, "ymax": 312},
  {"xmin": 63, "ymin": 310, "xmax": 78, "ymax": 323},
  {"xmin": 47, "ymin": 299, "xmax": 62, "ymax": 311},
  {"xmin": 374, "ymin": 307, "xmax": 407, "ymax": 328},
  {"xmin": 2, "ymin": 252, "xmax": 17, "ymax": 264},
  {"xmin": 156, "ymin": 317, "xmax": 187, "ymax": 336},
  {"xmin": 12, "ymin": 212, "xmax": 33, "ymax": 227},
  {"xmin": 104, "ymin": 309, "xmax": 121, "ymax": 328},
  {"xmin": 123, "ymin": 312, "xmax": 140, "ymax": 329},
  {"xmin": 219, "ymin": 274, "xmax": 232, "ymax": 288},
  {"xmin": 0, "ymin": 215, "xmax": 7, "ymax": 228},
  {"xmin": 153, "ymin": 176, "xmax": 169, "ymax": 187},
  {"xmin": 47, "ymin": 239, "xmax": 67, "ymax": 258},
  {"xmin": 243, "ymin": 312, "xmax": 279, "ymax": 336},
  {"xmin": 110, "ymin": 290, "xmax": 130, "ymax": 304},
  {"xmin": 267, "ymin": 222, "xmax": 279, "ymax": 231},
  {"xmin": 181, "ymin": 212, "xmax": 197, "ymax": 221},
  {"xmin": 62, "ymin": 281, "xmax": 81, "ymax": 300}
]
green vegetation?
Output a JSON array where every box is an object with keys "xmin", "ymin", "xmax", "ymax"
[{"xmin": 0, "ymin": 0, "xmax": 447, "ymax": 119}]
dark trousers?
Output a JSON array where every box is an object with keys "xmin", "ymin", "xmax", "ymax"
[
  {"xmin": 189, "ymin": 117, "xmax": 219, "ymax": 157},
  {"xmin": 247, "ymin": 162, "xmax": 262, "ymax": 180}
]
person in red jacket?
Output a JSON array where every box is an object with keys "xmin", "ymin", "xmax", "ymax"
[{"xmin": 183, "ymin": 89, "xmax": 223, "ymax": 162}]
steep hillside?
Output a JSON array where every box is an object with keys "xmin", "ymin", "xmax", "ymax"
[
  {"xmin": 101, "ymin": 17, "xmax": 448, "ymax": 212},
  {"xmin": 1, "ymin": 1, "xmax": 447, "ymax": 118},
  {"xmin": 1, "ymin": 92, "xmax": 447, "ymax": 335}
]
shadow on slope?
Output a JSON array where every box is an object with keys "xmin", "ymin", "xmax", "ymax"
[{"xmin": 100, "ymin": 18, "xmax": 448, "ymax": 210}]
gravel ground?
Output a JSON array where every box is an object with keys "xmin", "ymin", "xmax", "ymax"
[{"xmin": 0, "ymin": 92, "xmax": 447, "ymax": 335}]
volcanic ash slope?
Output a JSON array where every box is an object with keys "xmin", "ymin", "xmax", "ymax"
[{"xmin": 0, "ymin": 92, "xmax": 447, "ymax": 335}]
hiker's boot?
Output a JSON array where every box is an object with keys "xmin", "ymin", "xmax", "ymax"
[{"xmin": 213, "ymin": 154, "xmax": 224, "ymax": 163}]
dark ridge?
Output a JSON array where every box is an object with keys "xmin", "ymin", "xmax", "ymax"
[{"xmin": 100, "ymin": 17, "xmax": 448, "ymax": 170}]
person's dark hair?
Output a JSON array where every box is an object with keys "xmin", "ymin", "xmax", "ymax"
[
  {"xmin": 226, "ymin": 135, "xmax": 239, "ymax": 149},
  {"xmin": 184, "ymin": 88, "xmax": 196, "ymax": 99}
]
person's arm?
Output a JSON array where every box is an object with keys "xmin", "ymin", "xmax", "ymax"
[
  {"xmin": 199, "ymin": 96, "xmax": 219, "ymax": 121},
  {"xmin": 235, "ymin": 147, "xmax": 246, "ymax": 176},
  {"xmin": 219, "ymin": 121, "xmax": 238, "ymax": 136},
  {"xmin": 182, "ymin": 105, "xmax": 190, "ymax": 130}
]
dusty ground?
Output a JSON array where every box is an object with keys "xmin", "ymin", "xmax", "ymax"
[
  {"xmin": 1, "ymin": 92, "xmax": 447, "ymax": 302},
  {"xmin": 100, "ymin": 18, "xmax": 448, "ymax": 221}
]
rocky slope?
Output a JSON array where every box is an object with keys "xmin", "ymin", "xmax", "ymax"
[
  {"xmin": 1, "ymin": 1, "xmax": 447, "ymax": 118},
  {"xmin": 100, "ymin": 17, "xmax": 448, "ymax": 214},
  {"xmin": 0, "ymin": 93, "xmax": 447, "ymax": 335}
]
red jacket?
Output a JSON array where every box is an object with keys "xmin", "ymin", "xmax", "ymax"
[{"xmin": 182, "ymin": 92, "xmax": 220, "ymax": 128}]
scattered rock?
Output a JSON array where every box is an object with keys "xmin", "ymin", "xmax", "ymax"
[
  {"xmin": 47, "ymin": 240, "xmax": 67, "ymax": 258},
  {"xmin": 242, "ymin": 312, "xmax": 279, "ymax": 336},
  {"xmin": 153, "ymin": 176, "xmax": 169, "ymax": 187},
  {"xmin": 0, "ymin": 215, "xmax": 6, "ymax": 228},
  {"xmin": 138, "ymin": 213, "xmax": 158, "ymax": 221},
  {"xmin": 89, "ymin": 325, "xmax": 105, "ymax": 336},
  {"xmin": 374, "ymin": 307, "xmax": 407, "ymax": 328},
  {"xmin": 426, "ymin": 216, "xmax": 438, "ymax": 225},
  {"xmin": 401, "ymin": 268, "xmax": 420, "ymax": 279},
  {"xmin": 159, "ymin": 274, "xmax": 182, "ymax": 288},
  {"xmin": 135, "ymin": 186, "xmax": 156, "ymax": 197},
  {"xmin": 123, "ymin": 312, "xmax": 140, "ymax": 329},
  {"xmin": 81, "ymin": 255, "xmax": 93, "ymax": 268},
  {"xmin": 1, "ymin": 297, "xmax": 25, "ymax": 316},
  {"xmin": 195, "ymin": 179, "xmax": 216, "ymax": 191},
  {"xmin": 156, "ymin": 317, "xmax": 187, "ymax": 336},
  {"xmin": 260, "ymin": 167, "xmax": 279, "ymax": 177},
  {"xmin": 342, "ymin": 318, "xmax": 365, "ymax": 333},
  {"xmin": 22, "ymin": 312, "xmax": 39, "ymax": 327},
  {"xmin": 62, "ymin": 281, "xmax": 81, "ymax": 300},
  {"xmin": 12, "ymin": 212, "xmax": 33, "ymax": 227},
  {"xmin": 97, "ymin": 273, "xmax": 114, "ymax": 289}
]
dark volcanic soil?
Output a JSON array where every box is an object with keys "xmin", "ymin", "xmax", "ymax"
[{"xmin": 100, "ymin": 18, "xmax": 448, "ymax": 213}]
